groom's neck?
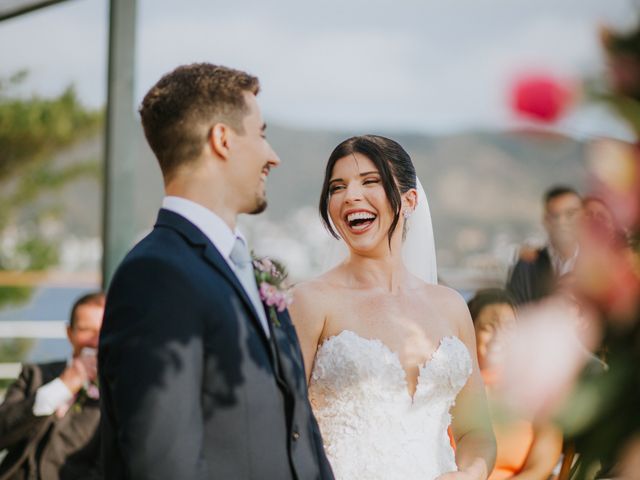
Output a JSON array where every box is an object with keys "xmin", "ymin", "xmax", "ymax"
[{"xmin": 165, "ymin": 176, "xmax": 237, "ymax": 231}]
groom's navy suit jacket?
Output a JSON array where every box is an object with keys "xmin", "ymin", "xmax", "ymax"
[{"xmin": 98, "ymin": 209, "xmax": 333, "ymax": 480}]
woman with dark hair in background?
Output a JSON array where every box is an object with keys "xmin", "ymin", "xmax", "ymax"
[{"xmin": 468, "ymin": 289, "xmax": 563, "ymax": 480}]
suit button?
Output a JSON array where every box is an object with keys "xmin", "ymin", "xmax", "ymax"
[{"xmin": 292, "ymin": 431, "xmax": 300, "ymax": 441}]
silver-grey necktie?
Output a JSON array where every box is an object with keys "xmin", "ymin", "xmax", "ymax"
[{"xmin": 229, "ymin": 237, "xmax": 270, "ymax": 336}]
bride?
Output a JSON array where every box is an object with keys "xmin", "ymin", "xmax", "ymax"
[{"xmin": 290, "ymin": 135, "xmax": 496, "ymax": 480}]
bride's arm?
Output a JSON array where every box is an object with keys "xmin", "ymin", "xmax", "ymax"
[
  {"xmin": 445, "ymin": 289, "xmax": 497, "ymax": 480},
  {"xmin": 289, "ymin": 282, "xmax": 326, "ymax": 383}
]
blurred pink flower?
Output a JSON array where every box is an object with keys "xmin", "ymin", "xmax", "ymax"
[
  {"xmin": 86, "ymin": 383, "xmax": 100, "ymax": 400},
  {"xmin": 498, "ymin": 298, "xmax": 600, "ymax": 419},
  {"xmin": 510, "ymin": 74, "xmax": 575, "ymax": 123},
  {"xmin": 259, "ymin": 282, "xmax": 291, "ymax": 312},
  {"xmin": 253, "ymin": 257, "xmax": 273, "ymax": 273},
  {"xmin": 615, "ymin": 434, "xmax": 640, "ymax": 480}
]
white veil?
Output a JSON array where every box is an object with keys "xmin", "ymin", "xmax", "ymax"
[
  {"xmin": 402, "ymin": 178, "xmax": 438, "ymax": 284},
  {"xmin": 321, "ymin": 177, "xmax": 438, "ymax": 284}
]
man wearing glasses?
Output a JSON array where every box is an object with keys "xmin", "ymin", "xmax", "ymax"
[{"xmin": 507, "ymin": 186, "xmax": 583, "ymax": 306}]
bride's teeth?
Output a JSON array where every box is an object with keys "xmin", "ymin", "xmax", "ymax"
[{"xmin": 346, "ymin": 212, "xmax": 376, "ymax": 223}]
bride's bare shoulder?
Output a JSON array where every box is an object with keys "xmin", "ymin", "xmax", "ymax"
[
  {"xmin": 421, "ymin": 283, "xmax": 470, "ymax": 318},
  {"xmin": 418, "ymin": 283, "xmax": 475, "ymax": 341},
  {"xmin": 291, "ymin": 269, "xmax": 343, "ymax": 312}
]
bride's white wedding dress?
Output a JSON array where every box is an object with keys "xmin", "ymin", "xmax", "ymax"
[{"xmin": 309, "ymin": 330, "xmax": 472, "ymax": 480}]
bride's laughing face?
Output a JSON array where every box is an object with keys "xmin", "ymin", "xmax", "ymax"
[{"xmin": 328, "ymin": 153, "xmax": 396, "ymax": 253}]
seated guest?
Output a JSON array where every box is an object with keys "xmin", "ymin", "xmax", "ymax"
[
  {"xmin": 507, "ymin": 186, "xmax": 583, "ymax": 306},
  {"xmin": 0, "ymin": 292, "xmax": 104, "ymax": 480},
  {"xmin": 469, "ymin": 289, "xmax": 563, "ymax": 480}
]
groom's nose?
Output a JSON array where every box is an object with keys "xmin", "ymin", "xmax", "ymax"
[{"xmin": 267, "ymin": 143, "xmax": 281, "ymax": 168}]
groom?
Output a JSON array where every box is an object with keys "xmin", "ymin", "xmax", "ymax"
[{"xmin": 98, "ymin": 63, "xmax": 334, "ymax": 479}]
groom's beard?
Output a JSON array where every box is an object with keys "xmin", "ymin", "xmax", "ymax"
[
  {"xmin": 249, "ymin": 195, "xmax": 267, "ymax": 215},
  {"xmin": 249, "ymin": 164, "xmax": 270, "ymax": 215}
]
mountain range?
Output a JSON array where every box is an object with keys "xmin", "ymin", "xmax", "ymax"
[{"xmin": 51, "ymin": 122, "xmax": 589, "ymax": 284}]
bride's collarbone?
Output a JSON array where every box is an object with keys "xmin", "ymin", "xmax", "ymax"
[
  {"xmin": 319, "ymin": 286, "xmax": 456, "ymax": 351},
  {"xmin": 325, "ymin": 292, "xmax": 442, "ymax": 326},
  {"xmin": 323, "ymin": 313, "xmax": 454, "ymax": 358}
]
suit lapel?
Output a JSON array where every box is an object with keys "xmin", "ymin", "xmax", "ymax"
[
  {"xmin": 155, "ymin": 209, "xmax": 272, "ymax": 351},
  {"xmin": 199, "ymin": 243, "xmax": 290, "ymax": 390},
  {"xmin": 266, "ymin": 308, "xmax": 307, "ymax": 395},
  {"xmin": 155, "ymin": 209, "xmax": 299, "ymax": 393},
  {"xmin": 200, "ymin": 243, "xmax": 270, "ymax": 341},
  {"xmin": 39, "ymin": 362, "xmax": 67, "ymax": 385},
  {"xmin": 537, "ymin": 247, "xmax": 555, "ymax": 295}
]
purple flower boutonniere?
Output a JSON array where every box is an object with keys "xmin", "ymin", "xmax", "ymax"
[
  {"xmin": 73, "ymin": 381, "xmax": 100, "ymax": 413},
  {"xmin": 252, "ymin": 255, "xmax": 292, "ymax": 327}
]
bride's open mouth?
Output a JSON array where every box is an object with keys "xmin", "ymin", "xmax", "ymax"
[{"xmin": 344, "ymin": 210, "xmax": 377, "ymax": 234}]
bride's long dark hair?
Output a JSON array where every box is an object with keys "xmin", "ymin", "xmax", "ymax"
[{"xmin": 319, "ymin": 135, "xmax": 417, "ymax": 246}]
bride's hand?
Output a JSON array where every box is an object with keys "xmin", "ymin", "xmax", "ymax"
[
  {"xmin": 435, "ymin": 459, "xmax": 487, "ymax": 480},
  {"xmin": 435, "ymin": 472, "xmax": 478, "ymax": 480}
]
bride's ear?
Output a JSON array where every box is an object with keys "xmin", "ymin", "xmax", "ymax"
[{"xmin": 402, "ymin": 188, "xmax": 418, "ymax": 215}]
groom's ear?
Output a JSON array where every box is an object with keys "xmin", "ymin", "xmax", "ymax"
[{"xmin": 208, "ymin": 123, "xmax": 231, "ymax": 161}]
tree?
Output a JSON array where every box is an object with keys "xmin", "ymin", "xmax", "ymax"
[{"xmin": 0, "ymin": 71, "xmax": 103, "ymax": 369}]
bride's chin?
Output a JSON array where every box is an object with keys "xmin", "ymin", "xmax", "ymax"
[{"xmin": 343, "ymin": 236, "xmax": 386, "ymax": 255}]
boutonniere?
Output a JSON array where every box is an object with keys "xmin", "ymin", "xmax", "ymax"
[
  {"xmin": 73, "ymin": 381, "xmax": 100, "ymax": 413},
  {"xmin": 252, "ymin": 254, "xmax": 293, "ymax": 327}
]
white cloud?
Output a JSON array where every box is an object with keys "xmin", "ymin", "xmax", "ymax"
[
  {"xmin": 0, "ymin": 0, "xmax": 107, "ymax": 107},
  {"xmin": 0, "ymin": 0, "xmax": 636, "ymax": 137}
]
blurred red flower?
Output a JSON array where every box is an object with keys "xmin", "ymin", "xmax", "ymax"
[{"xmin": 510, "ymin": 74, "xmax": 575, "ymax": 123}]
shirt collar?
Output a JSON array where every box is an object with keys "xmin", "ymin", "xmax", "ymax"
[
  {"xmin": 161, "ymin": 196, "xmax": 244, "ymax": 260},
  {"xmin": 547, "ymin": 243, "xmax": 580, "ymax": 276}
]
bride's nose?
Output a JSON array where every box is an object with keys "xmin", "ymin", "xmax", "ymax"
[{"xmin": 344, "ymin": 181, "xmax": 363, "ymax": 203}]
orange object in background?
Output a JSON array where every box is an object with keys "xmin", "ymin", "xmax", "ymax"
[
  {"xmin": 449, "ymin": 371, "xmax": 553, "ymax": 479},
  {"xmin": 448, "ymin": 425, "xmax": 456, "ymax": 451},
  {"xmin": 482, "ymin": 369, "xmax": 536, "ymax": 480},
  {"xmin": 489, "ymin": 419, "xmax": 535, "ymax": 480}
]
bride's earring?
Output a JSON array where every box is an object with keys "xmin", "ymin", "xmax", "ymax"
[{"xmin": 403, "ymin": 209, "xmax": 412, "ymax": 219}]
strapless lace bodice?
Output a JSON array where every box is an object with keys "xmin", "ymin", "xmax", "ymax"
[{"xmin": 309, "ymin": 330, "xmax": 472, "ymax": 480}]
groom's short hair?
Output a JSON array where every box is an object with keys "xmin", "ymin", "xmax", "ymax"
[{"xmin": 139, "ymin": 63, "xmax": 260, "ymax": 180}]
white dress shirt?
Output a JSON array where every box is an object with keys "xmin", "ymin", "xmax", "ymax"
[
  {"xmin": 548, "ymin": 244, "xmax": 580, "ymax": 277},
  {"xmin": 33, "ymin": 366, "xmax": 73, "ymax": 417},
  {"xmin": 161, "ymin": 196, "xmax": 270, "ymax": 336},
  {"xmin": 162, "ymin": 196, "xmax": 240, "ymax": 271}
]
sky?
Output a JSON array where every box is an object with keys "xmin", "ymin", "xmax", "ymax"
[{"xmin": 0, "ymin": 0, "xmax": 637, "ymax": 138}]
